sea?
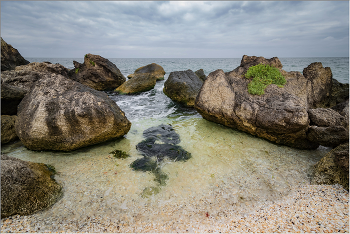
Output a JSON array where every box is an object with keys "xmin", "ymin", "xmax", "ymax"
[{"xmin": 1, "ymin": 57, "xmax": 349, "ymax": 225}]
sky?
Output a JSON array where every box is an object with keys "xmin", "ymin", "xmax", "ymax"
[{"xmin": 1, "ymin": 1, "xmax": 349, "ymax": 58}]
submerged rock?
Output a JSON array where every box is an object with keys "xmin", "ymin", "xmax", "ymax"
[
  {"xmin": 163, "ymin": 69, "xmax": 203, "ymax": 107},
  {"xmin": 130, "ymin": 124, "xmax": 191, "ymax": 194},
  {"xmin": 127, "ymin": 63, "xmax": 165, "ymax": 81},
  {"xmin": 1, "ymin": 115, "xmax": 18, "ymax": 144},
  {"xmin": 195, "ymin": 55, "xmax": 333, "ymax": 149},
  {"xmin": 1, "ymin": 154, "xmax": 62, "ymax": 218},
  {"xmin": 312, "ymin": 143, "xmax": 349, "ymax": 191},
  {"xmin": 1, "ymin": 37, "xmax": 29, "ymax": 71},
  {"xmin": 68, "ymin": 54, "xmax": 126, "ymax": 91},
  {"xmin": 15, "ymin": 74, "xmax": 131, "ymax": 151},
  {"xmin": 115, "ymin": 73, "xmax": 157, "ymax": 94}
]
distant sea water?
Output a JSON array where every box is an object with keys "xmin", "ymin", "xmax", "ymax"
[{"xmin": 26, "ymin": 57, "xmax": 349, "ymax": 84}]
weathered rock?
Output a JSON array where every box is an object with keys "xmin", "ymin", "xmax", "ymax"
[
  {"xmin": 307, "ymin": 107, "xmax": 348, "ymax": 147},
  {"xmin": 15, "ymin": 74, "xmax": 131, "ymax": 151},
  {"xmin": 331, "ymin": 99, "xmax": 349, "ymax": 127},
  {"xmin": 195, "ymin": 55, "xmax": 333, "ymax": 149},
  {"xmin": 1, "ymin": 37, "xmax": 29, "ymax": 71},
  {"xmin": 1, "ymin": 154, "xmax": 62, "ymax": 218},
  {"xmin": 1, "ymin": 115, "xmax": 18, "ymax": 144},
  {"xmin": 195, "ymin": 69, "xmax": 207, "ymax": 81},
  {"xmin": 127, "ymin": 63, "xmax": 165, "ymax": 81},
  {"xmin": 311, "ymin": 143, "xmax": 349, "ymax": 191},
  {"xmin": 308, "ymin": 108, "xmax": 346, "ymax": 127},
  {"xmin": 115, "ymin": 73, "xmax": 157, "ymax": 94},
  {"xmin": 69, "ymin": 54, "xmax": 126, "ymax": 91},
  {"xmin": 163, "ymin": 69, "xmax": 204, "ymax": 107},
  {"xmin": 1, "ymin": 62, "xmax": 70, "ymax": 93},
  {"xmin": 1, "ymin": 82, "xmax": 27, "ymax": 115},
  {"xmin": 318, "ymin": 79, "xmax": 349, "ymax": 108}
]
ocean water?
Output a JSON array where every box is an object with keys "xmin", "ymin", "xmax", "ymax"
[{"xmin": 1, "ymin": 57, "xmax": 347, "ymax": 224}]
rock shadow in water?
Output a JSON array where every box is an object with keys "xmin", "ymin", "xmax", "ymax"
[{"xmin": 130, "ymin": 124, "xmax": 191, "ymax": 197}]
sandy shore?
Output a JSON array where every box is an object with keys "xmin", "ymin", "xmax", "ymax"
[{"xmin": 1, "ymin": 184, "xmax": 348, "ymax": 233}]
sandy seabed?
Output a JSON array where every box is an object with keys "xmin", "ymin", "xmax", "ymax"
[{"xmin": 1, "ymin": 184, "xmax": 348, "ymax": 233}]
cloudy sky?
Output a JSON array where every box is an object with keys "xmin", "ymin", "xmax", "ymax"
[{"xmin": 1, "ymin": 1, "xmax": 349, "ymax": 58}]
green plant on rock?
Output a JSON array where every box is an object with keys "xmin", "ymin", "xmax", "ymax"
[
  {"xmin": 89, "ymin": 60, "xmax": 95, "ymax": 66},
  {"xmin": 245, "ymin": 64, "xmax": 286, "ymax": 95},
  {"xmin": 75, "ymin": 68, "xmax": 79, "ymax": 74},
  {"xmin": 85, "ymin": 54, "xmax": 88, "ymax": 58}
]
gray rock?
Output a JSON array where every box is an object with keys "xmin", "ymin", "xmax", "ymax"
[
  {"xmin": 308, "ymin": 108, "xmax": 345, "ymax": 127},
  {"xmin": 195, "ymin": 55, "xmax": 333, "ymax": 149},
  {"xmin": 1, "ymin": 82, "xmax": 27, "ymax": 115},
  {"xmin": 1, "ymin": 115, "xmax": 18, "ymax": 144},
  {"xmin": 311, "ymin": 143, "xmax": 349, "ymax": 191},
  {"xmin": 15, "ymin": 74, "xmax": 131, "ymax": 151},
  {"xmin": 127, "ymin": 63, "xmax": 165, "ymax": 81},
  {"xmin": 115, "ymin": 73, "xmax": 157, "ymax": 94},
  {"xmin": 1, "ymin": 37, "xmax": 29, "ymax": 71},
  {"xmin": 163, "ymin": 69, "xmax": 203, "ymax": 107},
  {"xmin": 68, "ymin": 54, "xmax": 126, "ymax": 91},
  {"xmin": 195, "ymin": 69, "xmax": 207, "ymax": 81},
  {"xmin": 307, "ymin": 126, "xmax": 348, "ymax": 148},
  {"xmin": 1, "ymin": 154, "xmax": 62, "ymax": 218}
]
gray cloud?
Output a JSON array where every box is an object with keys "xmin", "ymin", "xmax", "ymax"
[{"xmin": 1, "ymin": 1, "xmax": 348, "ymax": 58}]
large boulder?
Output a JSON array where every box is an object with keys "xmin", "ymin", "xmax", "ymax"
[
  {"xmin": 319, "ymin": 79, "xmax": 349, "ymax": 108},
  {"xmin": 311, "ymin": 143, "xmax": 349, "ymax": 191},
  {"xmin": 115, "ymin": 73, "xmax": 157, "ymax": 94},
  {"xmin": 127, "ymin": 63, "xmax": 165, "ymax": 81},
  {"xmin": 195, "ymin": 55, "xmax": 333, "ymax": 149},
  {"xmin": 1, "ymin": 37, "xmax": 29, "ymax": 71},
  {"xmin": 1, "ymin": 62, "xmax": 70, "ymax": 115},
  {"xmin": 163, "ymin": 69, "xmax": 204, "ymax": 107},
  {"xmin": 1, "ymin": 115, "xmax": 18, "ymax": 144},
  {"xmin": 307, "ymin": 107, "xmax": 349, "ymax": 147},
  {"xmin": 15, "ymin": 74, "xmax": 131, "ymax": 151},
  {"xmin": 1, "ymin": 154, "xmax": 62, "ymax": 218},
  {"xmin": 68, "ymin": 54, "xmax": 126, "ymax": 91}
]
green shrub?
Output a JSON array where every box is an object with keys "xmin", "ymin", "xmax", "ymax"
[
  {"xmin": 89, "ymin": 60, "xmax": 95, "ymax": 66},
  {"xmin": 75, "ymin": 68, "xmax": 79, "ymax": 74},
  {"xmin": 245, "ymin": 64, "xmax": 286, "ymax": 95},
  {"xmin": 85, "ymin": 54, "xmax": 88, "ymax": 58}
]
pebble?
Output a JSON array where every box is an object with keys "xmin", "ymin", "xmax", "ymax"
[{"xmin": 1, "ymin": 184, "xmax": 348, "ymax": 233}]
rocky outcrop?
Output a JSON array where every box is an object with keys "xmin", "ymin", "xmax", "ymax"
[
  {"xmin": 115, "ymin": 73, "xmax": 157, "ymax": 94},
  {"xmin": 1, "ymin": 37, "xmax": 29, "ymax": 71},
  {"xmin": 1, "ymin": 82, "xmax": 27, "ymax": 115},
  {"xmin": 311, "ymin": 143, "xmax": 349, "ymax": 191},
  {"xmin": 195, "ymin": 55, "xmax": 333, "ymax": 149},
  {"xmin": 163, "ymin": 69, "xmax": 203, "ymax": 107},
  {"xmin": 1, "ymin": 62, "xmax": 70, "ymax": 93},
  {"xmin": 1, "ymin": 154, "xmax": 62, "ymax": 218},
  {"xmin": 1, "ymin": 115, "xmax": 18, "ymax": 144},
  {"xmin": 127, "ymin": 63, "xmax": 165, "ymax": 81},
  {"xmin": 15, "ymin": 74, "xmax": 131, "ymax": 151},
  {"xmin": 195, "ymin": 69, "xmax": 207, "ymax": 81},
  {"xmin": 307, "ymin": 105, "xmax": 349, "ymax": 147},
  {"xmin": 318, "ymin": 79, "xmax": 349, "ymax": 108},
  {"xmin": 68, "ymin": 54, "xmax": 126, "ymax": 91}
]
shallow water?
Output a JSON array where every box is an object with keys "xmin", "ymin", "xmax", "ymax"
[
  {"xmin": 2, "ymin": 57, "xmax": 339, "ymax": 224},
  {"xmin": 2, "ymin": 116, "xmax": 330, "ymax": 223}
]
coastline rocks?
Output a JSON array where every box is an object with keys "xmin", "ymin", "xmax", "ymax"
[
  {"xmin": 127, "ymin": 63, "xmax": 165, "ymax": 81},
  {"xmin": 15, "ymin": 74, "xmax": 131, "ymax": 151},
  {"xmin": 1, "ymin": 115, "xmax": 19, "ymax": 144},
  {"xmin": 319, "ymin": 79, "xmax": 349, "ymax": 108},
  {"xmin": 195, "ymin": 69, "xmax": 207, "ymax": 81},
  {"xmin": 1, "ymin": 37, "xmax": 29, "ymax": 71},
  {"xmin": 311, "ymin": 143, "xmax": 349, "ymax": 191},
  {"xmin": 1, "ymin": 82, "xmax": 27, "ymax": 115},
  {"xmin": 307, "ymin": 107, "xmax": 349, "ymax": 147},
  {"xmin": 163, "ymin": 69, "xmax": 203, "ymax": 107},
  {"xmin": 115, "ymin": 73, "xmax": 157, "ymax": 94},
  {"xmin": 195, "ymin": 55, "xmax": 333, "ymax": 149},
  {"xmin": 69, "ymin": 54, "xmax": 126, "ymax": 91},
  {"xmin": 1, "ymin": 154, "xmax": 62, "ymax": 218}
]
